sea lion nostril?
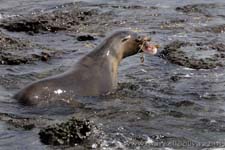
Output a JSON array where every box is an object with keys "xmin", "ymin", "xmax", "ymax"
[{"xmin": 137, "ymin": 36, "xmax": 142, "ymax": 40}]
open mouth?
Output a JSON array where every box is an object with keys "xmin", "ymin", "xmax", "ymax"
[{"xmin": 140, "ymin": 41, "xmax": 158, "ymax": 55}]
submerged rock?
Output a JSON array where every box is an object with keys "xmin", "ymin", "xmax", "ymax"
[
  {"xmin": 160, "ymin": 19, "xmax": 187, "ymax": 30},
  {"xmin": 160, "ymin": 40, "xmax": 224, "ymax": 69},
  {"xmin": 169, "ymin": 100, "xmax": 195, "ymax": 107},
  {"xmin": 175, "ymin": 3, "xmax": 222, "ymax": 17},
  {"xmin": 210, "ymin": 43, "xmax": 225, "ymax": 52},
  {"xmin": 0, "ymin": 113, "xmax": 35, "ymax": 130},
  {"xmin": 194, "ymin": 118, "xmax": 225, "ymax": 133},
  {"xmin": 195, "ymin": 24, "xmax": 225, "ymax": 33},
  {"xmin": 77, "ymin": 35, "xmax": 95, "ymax": 41},
  {"xmin": 0, "ymin": 9, "xmax": 96, "ymax": 33},
  {"xmin": 0, "ymin": 112, "xmax": 51, "ymax": 130},
  {"xmin": 0, "ymin": 31, "xmax": 58, "ymax": 65},
  {"xmin": 0, "ymin": 2, "xmax": 110, "ymax": 34},
  {"xmin": 39, "ymin": 117, "xmax": 93, "ymax": 146}
]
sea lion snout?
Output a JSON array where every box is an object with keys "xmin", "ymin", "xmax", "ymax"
[
  {"xmin": 138, "ymin": 36, "xmax": 158, "ymax": 55},
  {"xmin": 130, "ymin": 33, "xmax": 158, "ymax": 55},
  {"xmin": 115, "ymin": 31, "xmax": 158, "ymax": 59},
  {"xmin": 136, "ymin": 36, "xmax": 151, "ymax": 43}
]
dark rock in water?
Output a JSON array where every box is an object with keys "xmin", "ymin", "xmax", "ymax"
[
  {"xmin": 160, "ymin": 19, "xmax": 187, "ymax": 30},
  {"xmin": 176, "ymin": 5, "xmax": 203, "ymax": 14},
  {"xmin": 77, "ymin": 35, "xmax": 95, "ymax": 41},
  {"xmin": 169, "ymin": 100, "xmax": 195, "ymax": 107},
  {"xmin": 168, "ymin": 110, "xmax": 186, "ymax": 118},
  {"xmin": 170, "ymin": 75, "xmax": 182, "ymax": 82},
  {"xmin": 160, "ymin": 40, "xmax": 224, "ymax": 69},
  {"xmin": 210, "ymin": 43, "xmax": 225, "ymax": 52},
  {"xmin": 118, "ymin": 82, "xmax": 140, "ymax": 91},
  {"xmin": 7, "ymin": 118, "xmax": 35, "ymax": 130},
  {"xmin": 0, "ymin": 112, "xmax": 50, "ymax": 130},
  {"xmin": 195, "ymin": 24, "xmax": 225, "ymax": 33},
  {"xmin": 39, "ymin": 117, "xmax": 92, "ymax": 146},
  {"xmin": 0, "ymin": 3, "xmax": 106, "ymax": 34},
  {"xmin": 94, "ymin": 3, "xmax": 149, "ymax": 9},
  {"xmin": 194, "ymin": 118, "xmax": 225, "ymax": 133},
  {"xmin": 0, "ymin": 31, "xmax": 58, "ymax": 65},
  {"xmin": 0, "ymin": 113, "xmax": 35, "ymax": 130},
  {"xmin": 175, "ymin": 3, "xmax": 221, "ymax": 17},
  {"xmin": 115, "ymin": 82, "xmax": 143, "ymax": 98}
]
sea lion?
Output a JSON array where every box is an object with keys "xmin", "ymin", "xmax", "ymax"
[{"xmin": 14, "ymin": 30, "xmax": 157, "ymax": 106}]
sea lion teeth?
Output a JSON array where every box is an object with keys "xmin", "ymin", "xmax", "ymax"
[{"xmin": 143, "ymin": 41, "xmax": 158, "ymax": 55}]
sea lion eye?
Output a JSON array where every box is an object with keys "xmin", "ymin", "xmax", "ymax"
[
  {"xmin": 121, "ymin": 35, "xmax": 131, "ymax": 42},
  {"xmin": 135, "ymin": 36, "xmax": 143, "ymax": 43}
]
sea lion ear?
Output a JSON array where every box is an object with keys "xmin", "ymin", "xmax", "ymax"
[{"xmin": 121, "ymin": 35, "xmax": 131, "ymax": 42}]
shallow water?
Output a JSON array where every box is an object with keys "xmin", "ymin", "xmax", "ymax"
[{"xmin": 1, "ymin": 0, "xmax": 225, "ymax": 149}]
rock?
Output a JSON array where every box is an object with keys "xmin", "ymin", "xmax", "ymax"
[
  {"xmin": 0, "ymin": 112, "xmax": 48, "ymax": 130},
  {"xmin": 169, "ymin": 100, "xmax": 195, "ymax": 107},
  {"xmin": 210, "ymin": 43, "xmax": 225, "ymax": 52},
  {"xmin": 0, "ymin": 3, "xmax": 106, "ymax": 34},
  {"xmin": 195, "ymin": 24, "xmax": 225, "ymax": 33},
  {"xmin": 160, "ymin": 40, "xmax": 224, "ymax": 69},
  {"xmin": 39, "ymin": 117, "xmax": 93, "ymax": 146},
  {"xmin": 175, "ymin": 3, "xmax": 221, "ymax": 17},
  {"xmin": 77, "ymin": 35, "xmax": 95, "ymax": 41},
  {"xmin": 0, "ymin": 31, "xmax": 58, "ymax": 65},
  {"xmin": 170, "ymin": 75, "xmax": 182, "ymax": 82}
]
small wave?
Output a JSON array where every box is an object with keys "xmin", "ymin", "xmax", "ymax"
[{"xmin": 0, "ymin": 13, "xmax": 19, "ymax": 20}]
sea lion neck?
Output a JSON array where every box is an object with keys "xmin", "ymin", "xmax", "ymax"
[{"xmin": 84, "ymin": 37, "xmax": 122, "ymax": 64}]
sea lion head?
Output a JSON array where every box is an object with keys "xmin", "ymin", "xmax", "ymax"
[{"xmin": 105, "ymin": 30, "xmax": 157, "ymax": 60}]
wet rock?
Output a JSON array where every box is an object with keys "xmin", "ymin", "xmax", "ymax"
[
  {"xmin": 115, "ymin": 82, "xmax": 144, "ymax": 98},
  {"xmin": 0, "ymin": 32, "xmax": 58, "ymax": 65},
  {"xmin": 170, "ymin": 75, "xmax": 182, "ymax": 82},
  {"xmin": 118, "ymin": 82, "xmax": 140, "ymax": 91},
  {"xmin": 210, "ymin": 43, "xmax": 225, "ymax": 52},
  {"xmin": 0, "ymin": 113, "xmax": 47, "ymax": 130},
  {"xmin": 175, "ymin": 3, "xmax": 220, "ymax": 17},
  {"xmin": 77, "ymin": 35, "xmax": 95, "ymax": 41},
  {"xmin": 7, "ymin": 118, "xmax": 35, "ymax": 130},
  {"xmin": 95, "ymin": 4, "xmax": 157, "ymax": 10},
  {"xmin": 176, "ymin": 4, "xmax": 203, "ymax": 14},
  {"xmin": 39, "ymin": 117, "xmax": 92, "ymax": 146},
  {"xmin": 195, "ymin": 24, "xmax": 225, "ymax": 33},
  {"xmin": 31, "ymin": 52, "xmax": 52, "ymax": 62},
  {"xmin": 0, "ymin": 3, "xmax": 108, "ymax": 34},
  {"xmin": 160, "ymin": 19, "xmax": 187, "ymax": 30},
  {"xmin": 0, "ymin": 75, "xmax": 20, "ymax": 89},
  {"xmin": 168, "ymin": 110, "xmax": 186, "ymax": 118},
  {"xmin": 169, "ymin": 100, "xmax": 195, "ymax": 107},
  {"xmin": 160, "ymin": 40, "xmax": 223, "ymax": 69},
  {"xmin": 194, "ymin": 118, "xmax": 225, "ymax": 132}
]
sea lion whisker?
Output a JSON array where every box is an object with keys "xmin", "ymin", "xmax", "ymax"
[{"xmin": 139, "ymin": 41, "xmax": 147, "ymax": 63}]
